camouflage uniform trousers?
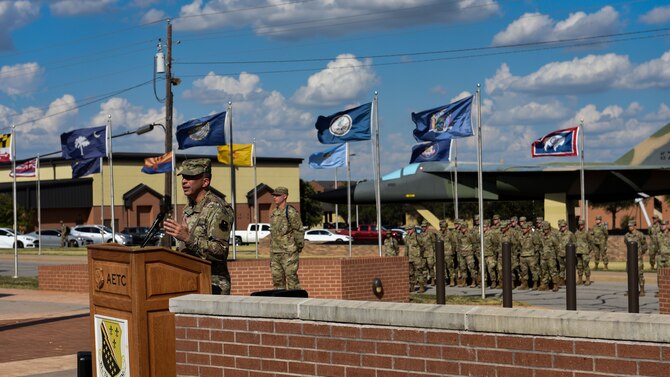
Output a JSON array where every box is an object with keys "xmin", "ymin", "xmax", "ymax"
[
  {"xmin": 270, "ymin": 251, "xmax": 301, "ymax": 290},
  {"xmin": 576, "ymin": 252, "xmax": 591, "ymax": 278},
  {"xmin": 557, "ymin": 254, "xmax": 566, "ymax": 282},
  {"xmin": 459, "ymin": 253, "xmax": 478, "ymax": 283},
  {"xmin": 211, "ymin": 261, "xmax": 231, "ymax": 295},
  {"xmin": 497, "ymin": 249, "xmax": 520, "ymax": 285},
  {"xmin": 484, "ymin": 255, "xmax": 497, "ymax": 286},
  {"xmin": 540, "ymin": 255, "xmax": 559, "ymax": 285},
  {"xmin": 410, "ymin": 257, "xmax": 427, "ymax": 287},
  {"xmin": 519, "ymin": 255, "xmax": 539, "ymax": 285},
  {"xmin": 593, "ymin": 242, "xmax": 608, "ymax": 265},
  {"xmin": 445, "ymin": 252, "xmax": 457, "ymax": 282},
  {"xmin": 425, "ymin": 255, "xmax": 436, "ymax": 283}
]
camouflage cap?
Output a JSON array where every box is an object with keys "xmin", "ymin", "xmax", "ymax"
[
  {"xmin": 519, "ymin": 216, "xmax": 527, "ymax": 222},
  {"xmin": 439, "ymin": 219, "xmax": 447, "ymax": 227},
  {"xmin": 493, "ymin": 214, "xmax": 500, "ymax": 220},
  {"xmin": 628, "ymin": 219, "xmax": 637, "ymax": 227},
  {"xmin": 500, "ymin": 220, "xmax": 510, "ymax": 227},
  {"xmin": 542, "ymin": 221, "xmax": 551, "ymax": 230},
  {"xmin": 178, "ymin": 158, "xmax": 211, "ymax": 176},
  {"xmin": 511, "ymin": 216, "xmax": 518, "ymax": 221},
  {"xmin": 272, "ymin": 186, "xmax": 289, "ymax": 196},
  {"xmin": 595, "ymin": 216, "xmax": 603, "ymax": 220},
  {"xmin": 521, "ymin": 222, "xmax": 531, "ymax": 229},
  {"xmin": 474, "ymin": 214, "xmax": 480, "ymax": 221},
  {"xmin": 536, "ymin": 217, "xmax": 544, "ymax": 223},
  {"xmin": 558, "ymin": 219, "xmax": 567, "ymax": 226},
  {"xmin": 483, "ymin": 219, "xmax": 491, "ymax": 226},
  {"xmin": 421, "ymin": 220, "xmax": 428, "ymax": 227},
  {"xmin": 652, "ymin": 214, "xmax": 660, "ymax": 219},
  {"xmin": 460, "ymin": 221, "xmax": 469, "ymax": 228}
]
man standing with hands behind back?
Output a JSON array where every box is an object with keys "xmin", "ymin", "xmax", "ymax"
[
  {"xmin": 164, "ymin": 158, "xmax": 235, "ymax": 295},
  {"xmin": 269, "ymin": 186, "xmax": 304, "ymax": 290}
]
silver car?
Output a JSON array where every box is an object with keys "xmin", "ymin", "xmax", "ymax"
[
  {"xmin": 69, "ymin": 225, "xmax": 132, "ymax": 246},
  {"xmin": 24, "ymin": 229, "xmax": 93, "ymax": 248}
]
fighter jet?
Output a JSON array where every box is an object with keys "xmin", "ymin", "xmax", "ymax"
[{"xmin": 314, "ymin": 123, "xmax": 670, "ymax": 205}]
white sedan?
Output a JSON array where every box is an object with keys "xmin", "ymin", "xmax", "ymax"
[{"xmin": 304, "ymin": 229, "xmax": 351, "ymax": 243}]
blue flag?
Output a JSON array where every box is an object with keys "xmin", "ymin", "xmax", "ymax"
[
  {"xmin": 176, "ymin": 111, "xmax": 227, "ymax": 149},
  {"xmin": 309, "ymin": 144, "xmax": 346, "ymax": 169},
  {"xmin": 60, "ymin": 125, "xmax": 107, "ymax": 160},
  {"xmin": 531, "ymin": 127, "xmax": 579, "ymax": 157},
  {"xmin": 412, "ymin": 96, "xmax": 474, "ymax": 141},
  {"xmin": 409, "ymin": 139, "xmax": 453, "ymax": 164},
  {"xmin": 315, "ymin": 102, "xmax": 371, "ymax": 144},
  {"xmin": 72, "ymin": 157, "xmax": 101, "ymax": 178}
]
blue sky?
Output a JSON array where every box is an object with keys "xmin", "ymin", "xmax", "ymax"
[{"xmin": 1, "ymin": 0, "xmax": 669, "ymax": 181}]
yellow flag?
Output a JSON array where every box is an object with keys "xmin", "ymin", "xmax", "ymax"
[{"xmin": 217, "ymin": 144, "xmax": 253, "ymax": 166}]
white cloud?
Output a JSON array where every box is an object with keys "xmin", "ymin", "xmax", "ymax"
[
  {"xmin": 504, "ymin": 101, "xmax": 569, "ymax": 123},
  {"xmin": 141, "ymin": 8, "xmax": 165, "ymax": 24},
  {"xmin": 616, "ymin": 51, "xmax": 670, "ymax": 89},
  {"xmin": 643, "ymin": 103, "xmax": 670, "ymax": 122},
  {"xmin": 640, "ymin": 5, "xmax": 670, "ymax": 24},
  {"xmin": 49, "ymin": 0, "xmax": 117, "ymax": 16},
  {"xmin": 173, "ymin": 0, "xmax": 499, "ymax": 39},
  {"xmin": 492, "ymin": 6, "xmax": 620, "ymax": 46},
  {"xmin": 0, "ymin": 1, "xmax": 40, "ymax": 50},
  {"xmin": 183, "ymin": 71, "xmax": 265, "ymax": 109},
  {"xmin": 0, "ymin": 62, "xmax": 44, "ymax": 96},
  {"xmin": 292, "ymin": 54, "xmax": 377, "ymax": 106}
]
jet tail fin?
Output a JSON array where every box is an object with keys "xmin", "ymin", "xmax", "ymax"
[{"xmin": 614, "ymin": 123, "xmax": 670, "ymax": 166}]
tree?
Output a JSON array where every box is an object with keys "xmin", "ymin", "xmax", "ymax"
[
  {"xmin": 299, "ymin": 179, "xmax": 323, "ymax": 228},
  {"xmin": 0, "ymin": 194, "xmax": 32, "ymax": 230},
  {"xmin": 591, "ymin": 200, "xmax": 636, "ymax": 230}
]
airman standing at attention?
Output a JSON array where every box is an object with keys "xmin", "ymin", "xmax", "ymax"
[
  {"xmin": 383, "ymin": 233, "xmax": 399, "ymax": 256},
  {"xmin": 518, "ymin": 222, "xmax": 540, "ymax": 290},
  {"xmin": 574, "ymin": 220, "xmax": 592, "ymax": 286},
  {"xmin": 592, "ymin": 215, "xmax": 609, "ymax": 270},
  {"xmin": 624, "ymin": 219, "xmax": 647, "ymax": 296},
  {"xmin": 406, "ymin": 225, "xmax": 426, "ymax": 293},
  {"xmin": 648, "ymin": 215, "xmax": 661, "ymax": 271},
  {"xmin": 438, "ymin": 220, "xmax": 456, "ymax": 287},
  {"xmin": 418, "ymin": 220, "xmax": 438, "ymax": 286},
  {"xmin": 657, "ymin": 220, "xmax": 670, "ymax": 268},
  {"xmin": 458, "ymin": 221, "xmax": 480, "ymax": 288},
  {"xmin": 482, "ymin": 220, "xmax": 499, "ymax": 288},
  {"xmin": 60, "ymin": 220, "xmax": 69, "ymax": 248},
  {"xmin": 539, "ymin": 221, "xmax": 560, "ymax": 292},
  {"xmin": 556, "ymin": 219, "xmax": 576, "ymax": 287},
  {"xmin": 269, "ymin": 186, "xmax": 304, "ymax": 290},
  {"xmin": 498, "ymin": 220, "xmax": 518, "ymax": 289}
]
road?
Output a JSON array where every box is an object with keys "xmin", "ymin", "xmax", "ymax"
[{"xmin": 0, "ymin": 254, "xmax": 87, "ymax": 277}]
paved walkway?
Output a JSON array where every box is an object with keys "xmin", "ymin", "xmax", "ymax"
[{"xmin": 0, "ymin": 271, "xmax": 661, "ymax": 376}]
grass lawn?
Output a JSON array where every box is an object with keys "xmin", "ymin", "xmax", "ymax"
[{"xmin": 0, "ymin": 275, "xmax": 38, "ymax": 289}]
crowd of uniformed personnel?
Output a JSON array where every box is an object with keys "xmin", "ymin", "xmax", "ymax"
[{"xmin": 389, "ymin": 214, "xmax": 670, "ymax": 296}]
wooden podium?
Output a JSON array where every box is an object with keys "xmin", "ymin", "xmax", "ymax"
[{"xmin": 88, "ymin": 244, "xmax": 211, "ymax": 377}]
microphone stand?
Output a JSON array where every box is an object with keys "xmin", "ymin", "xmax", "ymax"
[{"xmin": 141, "ymin": 211, "xmax": 167, "ymax": 248}]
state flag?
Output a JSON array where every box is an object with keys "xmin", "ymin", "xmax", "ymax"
[
  {"xmin": 410, "ymin": 139, "xmax": 453, "ymax": 164},
  {"xmin": 60, "ymin": 125, "xmax": 107, "ymax": 160},
  {"xmin": 141, "ymin": 151, "xmax": 172, "ymax": 174},
  {"xmin": 412, "ymin": 96, "xmax": 474, "ymax": 141},
  {"xmin": 0, "ymin": 133, "xmax": 12, "ymax": 162},
  {"xmin": 217, "ymin": 144, "xmax": 253, "ymax": 166},
  {"xmin": 176, "ymin": 111, "xmax": 227, "ymax": 149},
  {"xmin": 531, "ymin": 127, "xmax": 579, "ymax": 157},
  {"xmin": 315, "ymin": 103, "xmax": 371, "ymax": 144},
  {"xmin": 309, "ymin": 143, "xmax": 346, "ymax": 169},
  {"xmin": 10, "ymin": 159, "xmax": 36, "ymax": 177},
  {"xmin": 72, "ymin": 157, "xmax": 101, "ymax": 178}
]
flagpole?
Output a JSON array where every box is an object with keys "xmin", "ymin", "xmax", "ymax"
[
  {"xmin": 100, "ymin": 156, "xmax": 104, "ymax": 227},
  {"xmin": 372, "ymin": 92, "xmax": 383, "ymax": 257},
  {"xmin": 579, "ymin": 119, "xmax": 586, "ymax": 221},
  {"xmin": 108, "ymin": 116, "xmax": 116, "ymax": 236},
  {"xmin": 453, "ymin": 140, "xmax": 459, "ymax": 220},
  {"xmin": 228, "ymin": 102, "xmax": 237, "ymax": 260},
  {"xmin": 476, "ymin": 84, "xmax": 485, "ymax": 299},
  {"xmin": 334, "ymin": 168, "xmax": 338, "ymax": 231},
  {"xmin": 346, "ymin": 142, "xmax": 352, "ymax": 257},
  {"xmin": 11, "ymin": 125, "xmax": 18, "ymax": 278},
  {"xmin": 253, "ymin": 139, "xmax": 259, "ymax": 259},
  {"xmin": 37, "ymin": 155, "xmax": 41, "ymax": 256}
]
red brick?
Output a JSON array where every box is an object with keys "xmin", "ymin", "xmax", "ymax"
[
  {"xmin": 289, "ymin": 362, "xmax": 316, "ymax": 375},
  {"xmin": 553, "ymin": 355, "xmax": 593, "ymax": 371},
  {"xmin": 346, "ymin": 339, "xmax": 375, "ymax": 354},
  {"xmin": 663, "ymin": 346, "xmax": 670, "ymax": 361},
  {"xmin": 595, "ymin": 358, "xmax": 637, "ymax": 375},
  {"xmin": 249, "ymin": 345, "xmax": 274, "ymax": 359},
  {"xmin": 187, "ymin": 328, "xmax": 210, "ymax": 341},
  {"xmin": 175, "ymin": 327, "xmax": 186, "ymax": 339},
  {"xmin": 531, "ymin": 369, "xmax": 572, "ymax": 377},
  {"xmin": 199, "ymin": 341, "xmax": 223, "ymax": 354},
  {"xmin": 331, "ymin": 351, "xmax": 361, "ymax": 366},
  {"xmin": 224, "ymin": 343, "xmax": 249, "ymax": 356},
  {"xmin": 198, "ymin": 317, "xmax": 223, "ymax": 329},
  {"xmin": 575, "ymin": 340, "xmax": 616, "ymax": 356},
  {"xmin": 221, "ymin": 368, "xmax": 249, "ymax": 377},
  {"xmin": 261, "ymin": 359, "xmax": 288, "ymax": 372},
  {"xmin": 186, "ymin": 353, "xmax": 210, "ymax": 365},
  {"xmin": 639, "ymin": 361, "xmax": 670, "ymax": 376},
  {"xmin": 618, "ymin": 343, "xmax": 662, "ymax": 360},
  {"xmin": 426, "ymin": 331, "xmax": 459, "ymax": 345},
  {"xmin": 461, "ymin": 333, "xmax": 496, "ymax": 348},
  {"xmin": 332, "ymin": 325, "xmax": 360, "ymax": 338},
  {"xmin": 288, "ymin": 335, "xmax": 315, "ymax": 349},
  {"xmin": 176, "ymin": 340, "xmax": 198, "ymax": 352},
  {"xmin": 260, "ymin": 333, "xmax": 288, "ymax": 347},
  {"xmin": 496, "ymin": 335, "xmax": 533, "ymax": 350},
  {"xmin": 514, "ymin": 352, "xmax": 552, "ymax": 367},
  {"xmin": 199, "ymin": 366, "xmax": 223, "ymax": 377},
  {"xmin": 534, "ymin": 338, "xmax": 574, "ymax": 353},
  {"xmin": 211, "ymin": 330, "xmax": 235, "ymax": 342},
  {"xmin": 274, "ymin": 321, "xmax": 302, "ymax": 334},
  {"xmin": 361, "ymin": 327, "xmax": 393, "ymax": 340},
  {"xmin": 345, "ymin": 367, "xmax": 376, "ymax": 377},
  {"xmin": 176, "ymin": 351, "xmax": 186, "ymax": 363},
  {"xmin": 442, "ymin": 345, "xmax": 476, "ymax": 361},
  {"xmin": 317, "ymin": 364, "xmax": 346, "ymax": 377},
  {"xmin": 477, "ymin": 349, "xmax": 514, "ymax": 365},
  {"xmin": 236, "ymin": 357, "xmax": 258, "ymax": 370},
  {"xmin": 362, "ymin": 354, "xmax": 393, "ymax": 369},
  {"xmin": 275, "ymin": 347, "xmax": 302, "ymax": 361},
  {"xmin": 176, "ymin": 363, "xmax": 198, "ymax": 376},
  {"xmin": 376, "ymin": 341, "xmax": 408, "ymax": 356},
  {"xmin": 210, "ymin": 355, "xmax": 235, "ymax": 368},
  {"xmin": 497, "ymin": 366, "xmax": 533, "ymax": 377},
  {"xmin": 176, "ymin": 315, "xmax": 198, "ymax": 328},
  {"xmin": 425, "ymin": 359, "xmax": 459, "ymax": 375},
  {"xmin": 408, "ymin": 344, "xmax": 441, "ymax": 359},
  {"xmin": 223, "ymin": 318, "xmax": 248, "ymax": 331},
  {"xmin": 304, "ymin": 349, "xmax": 331, "ymax": 363},
  {"xmin": 236, "ymin": 332, "xmax": 260, "ymax": 344},
  {"xmin": 303, "ymin": 323, "xmax": 331, "ymax": 336},
  {"xmin": 248, "ymin": 320, "xmax": 274, "ymax": 332},
  {"xmin": 375, "ymin": 370, "xmax": 409, "ymax": 377},
  {"xmin": 317, "ymin": 337, "xmax": 347, "ymax": 351},
  {"xmin": 394, "ymin": 356, "xmax": 426, "ymax": 372},
  {"xmin": 460, "ymin": 362, "xmax": 497, "ymax": 377},
  {"xmin": 393, "ymin": 328, "xmax": 426, "ymax": 343}
]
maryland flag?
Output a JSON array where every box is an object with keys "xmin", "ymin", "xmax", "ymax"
[
  {"xmin": 141, "ymin": 151, "xmax": 172, "ymax": 174},
  {"xmin": 0, "ymin": 133, "xmax": 12, "ymax": 162},
  {"xmin": 217, "ymin": 144, "xmax": 253, "ymax": 166}
]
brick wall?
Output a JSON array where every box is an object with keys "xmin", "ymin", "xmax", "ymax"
[
  {"xmin": 660, "ymin": 267, "xmax": 670, "ymax": 314},
  {"xmin": 37, "ymin": 256, "xmax": 409, "ymax": 302},
  {"xmin": 172, "ymin": 296, "xmax": 670, "ymax": 377},
  {"xmin": 37, "ymin": 264, "xmax": 88, "ymax": 292}
]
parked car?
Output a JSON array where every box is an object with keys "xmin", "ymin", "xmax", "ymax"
[
  {"xmin": 122, "ymin": 227, "xmax": 161, "ymax": 246},
  {"xmin": 24, "ymin": 229, "xmax": 93, "ymax": 248},
  {"xmin": 0, "ymin": 228, "xmax": 38, "ymax": 248},
  {"xmin": 304, "ymin": 229, "xmax": 351, "ymax": 243},
  {"xmin": 69, "ymin": 225, "xmax": 132, "ymax": 246}
]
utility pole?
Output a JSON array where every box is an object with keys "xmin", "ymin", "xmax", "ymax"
[{"xmin": 162, "ymin": 19, "xmax": 174, "ymax": 247}]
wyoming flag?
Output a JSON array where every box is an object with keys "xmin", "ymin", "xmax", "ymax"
[{"xmin": 217, "ymin": 144, "xmax": 253, "ymax": 167}]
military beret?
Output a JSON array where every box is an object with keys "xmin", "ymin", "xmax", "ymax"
[
  {"xmin": 628, "ymin": 219, "xmax": 636, "ymax": 227},
  {"xmin": 595, "ymin": 216, "xmax": 603, "ymax": 220},
  {"xmin": 493, "ymin": 214, "xmax": 500, "ymax": 220},
  {"xmin": 178, "ymin": 158, "xmax": 211, "ymax": 176},
  {"xmin": 519, "ymin": 216, "xmax": 527, "ymax": 222},
  {"xmin": 558, "ymin": 219, "xmax": 567, "ymax": 226},
  {"xmin": 511, "ymin": 216, "xmax": 518, "ymax": 221},
  {"xmin": 542, "ymin": 221, "xmax": 551, "ymax": 230},
  {"xmin": 272, "ymin": 186, "xmax": 289, "ymax": 196}
]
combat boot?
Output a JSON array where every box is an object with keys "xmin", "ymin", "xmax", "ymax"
[
  {"xmin": 449, "ymin": 277, "xmax": 455, "ymax": 287},
  {"xmin": 538, "ymin": 283, "xmax": 548, "ymax": 291},
  {"xmin": 418, "ymin": 285, "xmax": 426, "ymax": 293},
  {"xmin": 470, "ymin": 274, "xmax": 478, "ymax": 288},
  {"xmin": 585, "ymin": 276, "xmax": 591, "ymax": 286},
  {"xmin": 577, "ymin": 275, "xmax": 583, "ymax": 285},
  {"xmin": 640, "ymin": 286, "xmax": 645, "ymax": 297},
  {"xmin": 604, "ymin": 263, "xmax": 608, "ymax": 271},
  {"xmin": 518, "ymin": 280, "xmax": 529, "ymax": 290},
  {"xmin": 558, "ymin": 278, "xmax": 565, "ymax": 287},
  {"xmin": 457, "ymin": 278, "xmax": 465, "ymax": 287},
  {"xmin": 594, "ymin": 263, "xmax": 599, "ymax": 271},
  {"xmin": 552, "ymin": 283, "xmax": 559, "ymax": 292}
]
